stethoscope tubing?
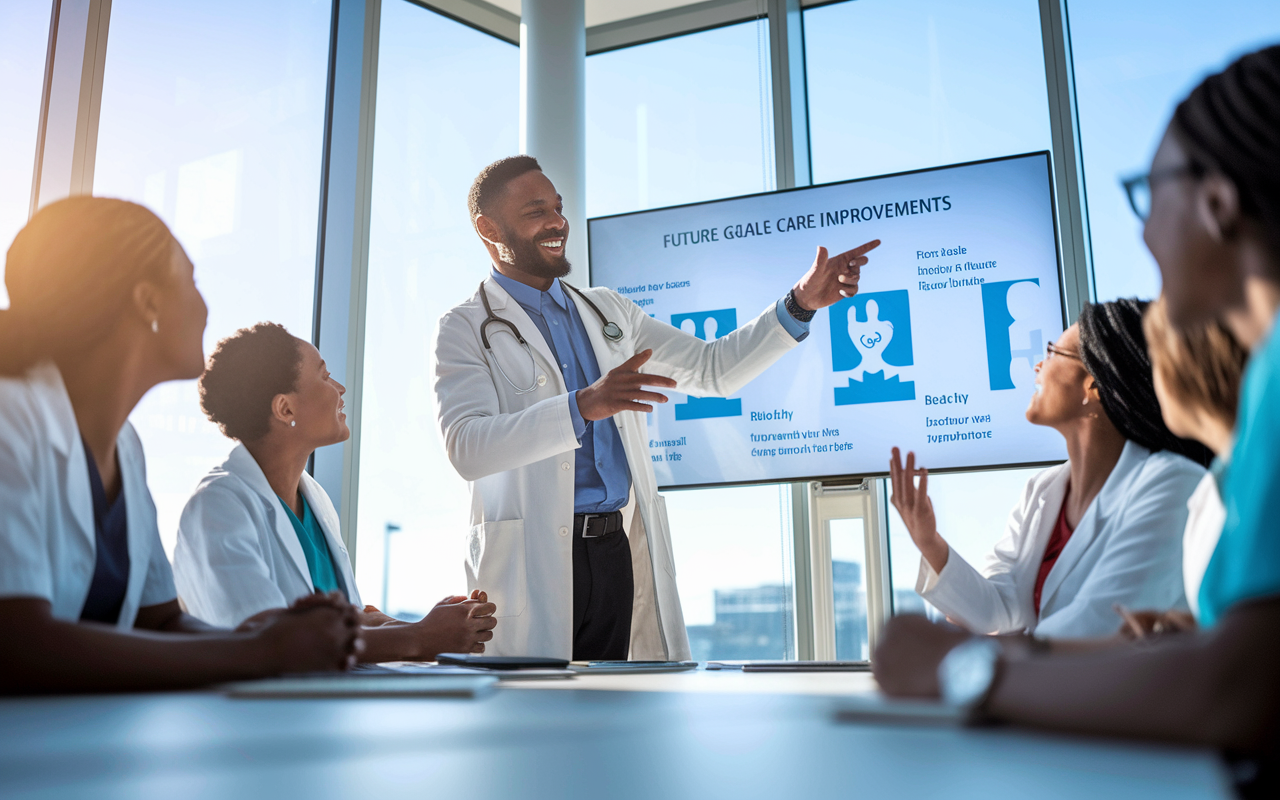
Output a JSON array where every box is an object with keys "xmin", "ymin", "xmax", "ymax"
[{"xmin": 478, "ymin": 279, "xmax": 625, "ymax": 395}]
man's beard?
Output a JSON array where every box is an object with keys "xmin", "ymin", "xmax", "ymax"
[{"xmin": 499, "ymin": 225, "xmax": 571, "ymax": 280}]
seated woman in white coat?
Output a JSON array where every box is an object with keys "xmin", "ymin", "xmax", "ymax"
[
  {"xmin": 0, "ymin": 198, "xmax": 361, "ymax": 693},
  {"xmin": 888, "ymin": 298, "xmax": 1211, "ymax": 638},
  {"xmin": 174, "ymin": 323, "xmax": 497, "ymax": 661}
]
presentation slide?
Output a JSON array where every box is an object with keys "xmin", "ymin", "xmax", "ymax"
[{"xmin": 588, "ymin": 152, "xmax": 1068, "ymax": 488}]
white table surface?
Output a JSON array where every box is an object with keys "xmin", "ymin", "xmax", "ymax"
[{"xmin": 0, "ymin": 668, "xmax": 1232, "ymax": 800}]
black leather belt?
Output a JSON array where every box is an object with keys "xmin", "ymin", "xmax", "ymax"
[{"xmin": 574, "ymin": 511, "xmax": 625, "ymax": 539}]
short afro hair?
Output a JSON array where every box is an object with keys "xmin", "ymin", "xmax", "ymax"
[
  {"xmin": 199, "ymin": 322, "xmax": 303, "ymax": 443},
  {"xmin": 467, "ymin": 155, "xmax": 542, "ymax": 227}
]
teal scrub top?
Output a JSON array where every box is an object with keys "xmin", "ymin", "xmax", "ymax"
[
  {"xmin": 278, "ymin": 495, "xmax": 344, "ymax": 596},
  {"xmin": 1199, "ymin": 313, "xmax": 1280, "ymax": 626}
]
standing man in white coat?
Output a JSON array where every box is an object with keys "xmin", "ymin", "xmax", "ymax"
[{"xmin": 434, "ymin": 156, "xmax": 880, "ymax": 660}]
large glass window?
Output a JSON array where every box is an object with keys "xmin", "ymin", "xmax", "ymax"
[
  {"xmin": 1067, "ymin": 0, "xmax": 1280, "ymax": 302},
  {"xmin": 0, "ymin": 2, "xmax": 52, "ymax": 305},
  {"xmin": 805, "ymin": 0, "xmax": 1051, "ymax": 184},
  {"xmin": 586, "ymin": 21, "xmax": 795, "ymax": 660},
  {"xmin": 805, "ymin": 0, "xmax": 1055, "ymax": 617},
  {"xmin": 586, "ymin": 20, "xmax": 776, "ymax": 216},
  {"xmin": 93, "ymin": 0, "xmax": 333, "ymax": 553},
  {"xmin": 353, "ymin": 1, "xmax": 519, "ymax": 617}
]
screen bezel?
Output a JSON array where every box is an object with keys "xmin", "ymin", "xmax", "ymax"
[{"xmin": 586, "ymin": 150, "xmax": 1069, "ymax": 491}]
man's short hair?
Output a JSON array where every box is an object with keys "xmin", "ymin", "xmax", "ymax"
[{"xmin": 468, "ymin": 155, "xmax": 542, "ymax": 227}]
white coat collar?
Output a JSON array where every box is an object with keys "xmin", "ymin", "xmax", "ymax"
[
  {"xmin": 28, "ymin": 361, "xmax": 77, "ymax": 456},
  {"xmin": 565, "ymin": 285, "xmax": 631, "ymax": 438},
  {"xmin": 29, "ymin": 362, "xmax": 95, "ymax": 557},
  {"xmin": 1037, "ymin": 440, "xmax": 1151, "ymax": 612},
  {"xmin": 116, "ymin": 424, "xmax": 161, "ymax": 623},
  {"xmin": 479, "ymin": 277, "xmax": 565, "ymax": 395},
  {"xmin": 221, "ymin": 444, "xmax": 360, "ymax": 604},
  {"xmin": 298, "ymin": 469, "xmax": 361, "ymax": 606},
  {"xmin": 28, "ymin": 361, "xmax": 160, "ymax": 625},
  {"xmin": 223, "ymin": 444, "xmax": 314, "ymax": 592}
]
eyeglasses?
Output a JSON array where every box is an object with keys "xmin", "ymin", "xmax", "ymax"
[
  {"xmin": 1045, "ymin": 341, "xmax": 1081, "ymax": 362},
  {"xmin": 1120, "ymin": 163, "xmax": 1205, "ymax": 221}
]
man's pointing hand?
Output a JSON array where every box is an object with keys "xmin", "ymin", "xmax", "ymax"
[{"xmin": 791, "ymin": 239, "xmax": 881, "ymax": 311}]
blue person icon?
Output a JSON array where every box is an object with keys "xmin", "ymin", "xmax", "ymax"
[
  {"xmin": 671, "ymin": 308, "xmax": 743, "ymax": 420},
  {"xmin": 830, "ymin": 290, "xmax": 916, "ymax": 406}
]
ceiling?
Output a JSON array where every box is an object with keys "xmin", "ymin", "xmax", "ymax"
[{"xmin": 482, "ymin": 0, "xmax": 765, "ymax": 29}]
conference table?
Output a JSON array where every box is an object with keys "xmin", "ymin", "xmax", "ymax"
[{"xmin": 0, "ymin": 668, "xmax": 1232, "ymax": 799}]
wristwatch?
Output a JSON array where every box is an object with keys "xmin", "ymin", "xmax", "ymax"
[
  {"xmin": 784, "ymin": 288, "xmax": 817, "ymax": 323},
  {"xmin": 937, "ymin": 637, "xmax": 1002, "ymax": 719}
]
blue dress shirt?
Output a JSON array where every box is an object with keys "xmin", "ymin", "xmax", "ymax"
[{"xmin": 490, "ymin": 270, "xmax": 810, "ymax": 514}]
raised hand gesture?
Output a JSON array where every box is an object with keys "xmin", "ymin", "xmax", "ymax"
[
  {"xmin": 576, "ymin": 349, "xmax": 678, "ymax": 421},
  {"xmin": 791, "ymin": 239, "xmax": 882, "ymax": 311},
  {"xmin": 889, "ymin": 447, "xmax": 950, "ymax": 574}
]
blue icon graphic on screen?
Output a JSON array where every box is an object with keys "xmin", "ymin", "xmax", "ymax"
[
  {"xmin": 981, "ymin": 279, "xmax": 1043, "ymax": 391},
  {"xmin": 830, "ymin": 290, "xmax": 916, "ymax": 405},
  {"xmin": 671, "ymin": 308, "xmax": 743, "ymax": 420}
]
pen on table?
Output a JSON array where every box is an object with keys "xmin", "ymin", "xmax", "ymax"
[{"xmin": 1114, "ymin": 603, "xmax": 1146, "ymax": 639}]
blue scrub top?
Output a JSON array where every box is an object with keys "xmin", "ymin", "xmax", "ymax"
[
  {"xmin": 80, "ymin": 437, "xmax": 130, "ymax": 624},
  {"xmin": 1199, "ymin": 312, "xmax": 1280, "ymax": 625},
  {"xmin": 279, "ymin": 495, "xmax": 344, "ymax": 595}
]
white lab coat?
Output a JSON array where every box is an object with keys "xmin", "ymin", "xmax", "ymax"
[
  {"xmin": 917, "ymin": 441, "xmax": 1205, "ymax": 638},
  {"xmin": 434, "ymin": 277, "xmax": 800, "ymax": 659},
  {"xmin": 1182, "ymin": 471, "xmax": 1226, "ymax": 621},
  {"xmin": 0, "ymin": 362, "xmax": 177, "ymax": 627},
  {"xmin": 173, "ymin": 443, "xmax": 361, "ymax": 628}
]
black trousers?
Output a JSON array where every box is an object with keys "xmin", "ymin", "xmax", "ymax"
[{"xmin": 572, "ymin": 528, "xmax": 634, "ymax": 661}]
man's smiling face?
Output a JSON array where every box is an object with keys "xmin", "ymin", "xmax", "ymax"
[{"xmin": 489, "ymin": 169, "xmax": 571, "ymax": 281}]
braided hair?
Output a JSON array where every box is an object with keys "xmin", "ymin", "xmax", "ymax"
[
  {"xmin": 1, "ymin": 197, "xmax": 177, "ymax": 376},
  {"xmin": 1078, "ymin": 299, "xmax": 1213, "ymax": 467},
  {"xmin": 1173, "ymin": 44, "xmax": 1280, "ymax": 273}
]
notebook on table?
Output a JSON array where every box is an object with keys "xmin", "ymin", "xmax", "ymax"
[
  {"xmin": 568, "ymin": 661, "xmax": 699, "ymax": 674},
  {"xmin": 705, "ymin": 660, "xmax": 871, "ymax": 672},
  {"xmin": 221, "ymin": 674, "xmax": 499, "ymax": 699}
]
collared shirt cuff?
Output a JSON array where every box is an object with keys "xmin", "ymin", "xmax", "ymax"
[
  {"xmin": 568, "ymin": 391, "xmax": 588, "ymax": 440},
  {"xmin": 776, "ymin": 297, "xmax": 811, "ymax": 342}
]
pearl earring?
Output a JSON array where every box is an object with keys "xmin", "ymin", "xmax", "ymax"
[
  {"xmin": 151, "ymin": 319, "xmax": 159, "ymax": 334},
  {"xmin": 1081, "ymin": 396, "xmax": 1088, "ymax": 406},
  {"xmin": 290, "ymin": 420, "xmax": 296, "ymax": 428}
]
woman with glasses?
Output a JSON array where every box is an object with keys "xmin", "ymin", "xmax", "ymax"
[{"xmin": 889, "ymin": 298, "xmax": 1210, "ymax": 638}]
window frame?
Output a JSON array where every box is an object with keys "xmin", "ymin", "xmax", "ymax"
[{"xmin": 27, "ymin": 0, "xmax": 1091, "ymax": 657}]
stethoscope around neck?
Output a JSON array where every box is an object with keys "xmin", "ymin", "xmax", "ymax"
[{"xmin": 479, "ymin": 279, "xmax": 625, "ymax": 395}]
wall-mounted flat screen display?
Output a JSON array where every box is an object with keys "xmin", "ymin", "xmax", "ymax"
[{"xmin": 588, "ymin": 152, "xmax": 1068, "ymax": 489}]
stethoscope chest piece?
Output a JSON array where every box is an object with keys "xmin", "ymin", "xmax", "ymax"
[{"xmin": 603, "ymin": 321, "xmax": 624, "ymax": 342}]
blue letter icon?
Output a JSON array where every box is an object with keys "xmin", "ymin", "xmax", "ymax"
[
  {"xmin": 830, "ymin": 290, "xmax": 916, "ymax": 405},
  {"xmin": 981, "ymin": 279, "xmax": 1042, "ymax": 391},
  {"xmin": 671, "ymin": 309, "xmax": 743, "ymax": 420}
]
